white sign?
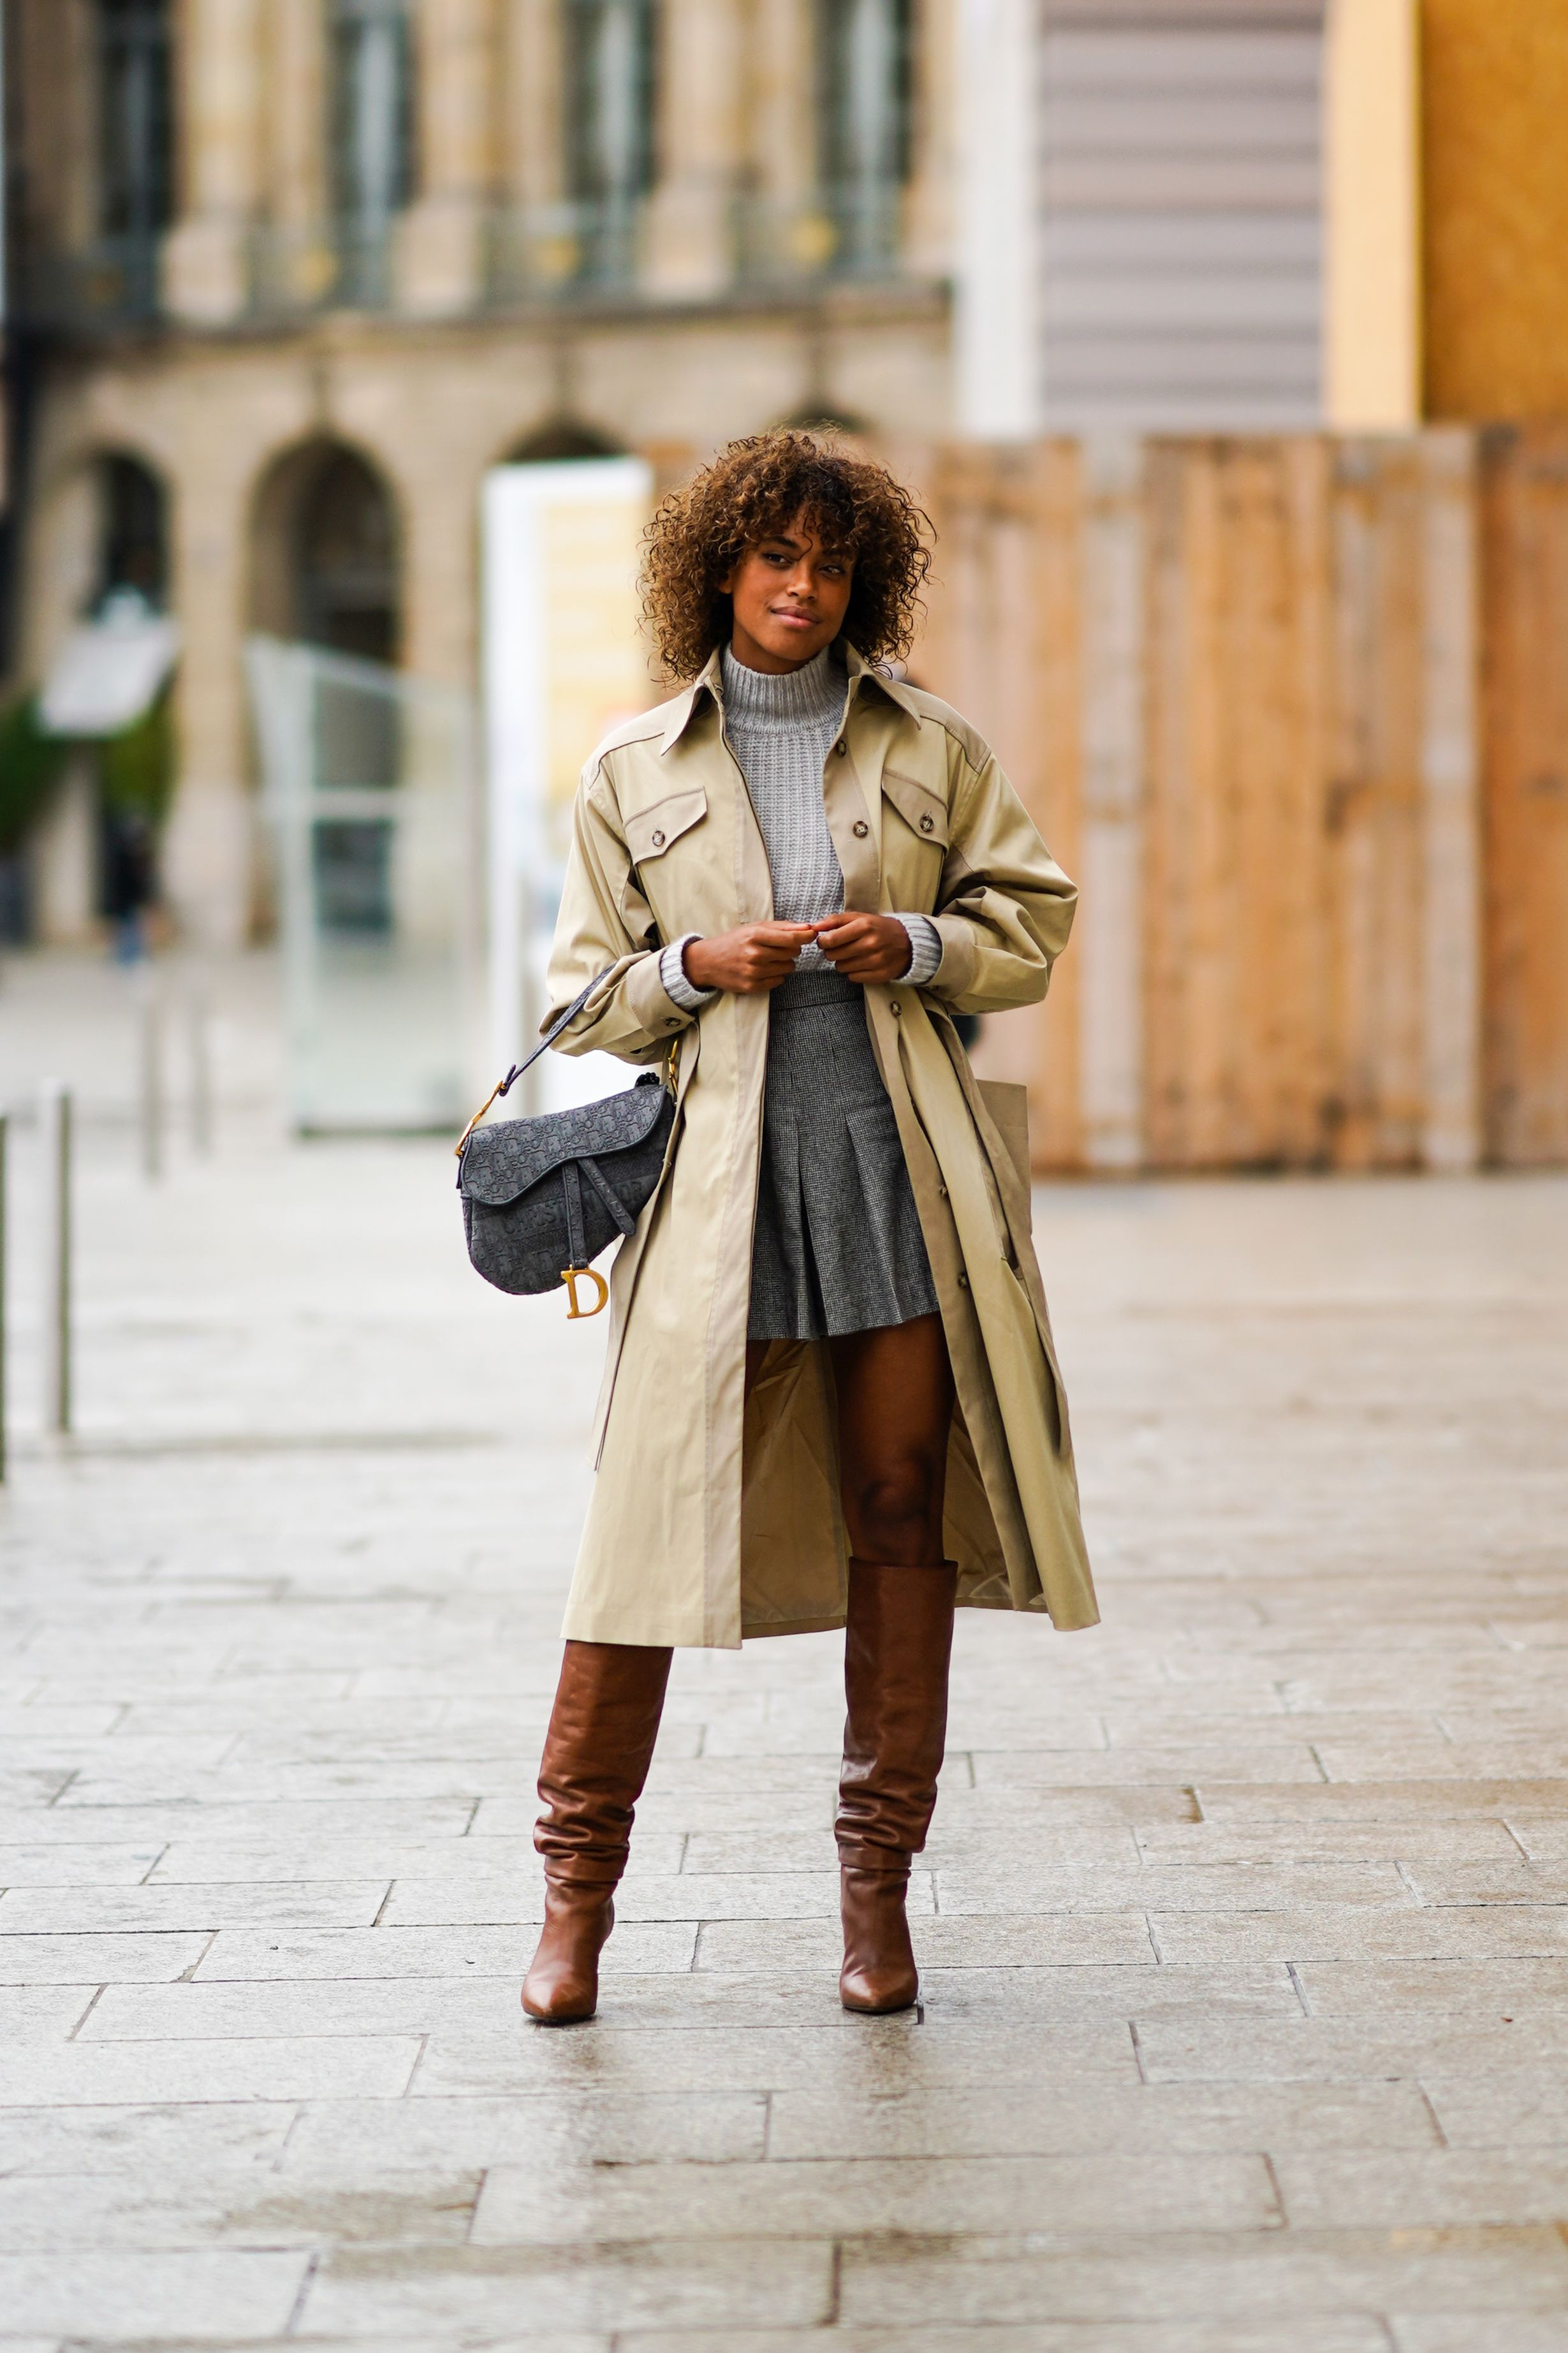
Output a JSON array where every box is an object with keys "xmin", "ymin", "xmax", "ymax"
[
  {"xmin": 40, "ymin": 612, "xmax": 181, "ymax": 738},
  {"xmin": 482, "ymin": 458, "xmax": 655, "ymax": 1098}
]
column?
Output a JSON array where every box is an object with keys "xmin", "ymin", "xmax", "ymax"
[
  {"xmin": 399, "ymin": 0, "xmax": 499, "ymax": 313},
  {"xmin": 161, "ymin": 450, "xmax": 258, "ymax": 950},
  {"xmin": 163, "ymin": 0, "xmax": 265, "ymax": 323},
  {"xmin": 953, "ymin": 0, "xmax": 1039, "ymax": 436},
  {"xmin": 497, "ymin": 0, "xmax": 568, "ymax": 290},
  {"xmin": 1324, "ymin": 0, "xmax": 1421, "ymax": 429},
  {"xmin": 902, "ymin": 0, "xmax": 954, "ymax": 280},
  {"xmin": 748, "ymin": 0, "xmax": 822, "ymax": 277},
  {"xmin": 260, "ymin": 0, "xmax": 332, "ymax": 309},
  {"xmin": 642, "ymin": 0, "xmax": 746, "ymax": 299},
  {"xmin": 1076, "ymin": 435, "xmax": 1147, "ymax": 1172}
]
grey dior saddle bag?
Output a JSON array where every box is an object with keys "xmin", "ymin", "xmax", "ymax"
[{"xmin": 454, "ymin": 971, "xmax": 676, "ymax": 1318}]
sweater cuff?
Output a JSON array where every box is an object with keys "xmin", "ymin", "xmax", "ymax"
[
  {"xmin": 661, "ymin": 934, "xmax": 716, "ymax": 1013},
  {"xmin": 893, "ymin": 914, "xmax": 944, "ymax": 987}
]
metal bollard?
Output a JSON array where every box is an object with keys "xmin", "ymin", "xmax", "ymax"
[
  {"xmin": 0, "ymin": 1112, "xmax": 7, "ymax": 1484},
  {"xmin": 189, "ymin": 996, "xmax": 214, "ymax": 1156},
  {"xmin": 139, "ymin": 989, "xmax": 163, "ymax": 1181},
  {"xmin": 39, "ymin": 1083, "xmax": 71, "ymax": 1438}
]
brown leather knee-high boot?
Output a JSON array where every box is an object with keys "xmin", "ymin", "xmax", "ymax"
[
  {"xmin": 522, "ymin": 1640, "xmax": 672, "ymax": 2024},
  {"xmin": 835, "ymin": 1557, "xmax": 958, "ymax": 2014}
]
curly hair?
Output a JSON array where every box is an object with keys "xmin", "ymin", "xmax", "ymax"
[{"xmin": 640, "ymin": 431, "xmax": 933, "ymax": 681}]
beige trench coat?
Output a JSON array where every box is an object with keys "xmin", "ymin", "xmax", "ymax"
[{"xmin": 543, "ymin": 643, "xmax": 1098, "ymax": 1649}]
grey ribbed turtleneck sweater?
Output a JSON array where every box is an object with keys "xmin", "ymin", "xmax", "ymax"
[{"xmin": 661, "ymin": 645, "xmax": 942, "ymax": 1012}]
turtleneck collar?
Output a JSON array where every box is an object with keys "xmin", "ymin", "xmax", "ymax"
[{"xmin": 720, "ymin": 642, "xmax": 844, "ymax": 726}]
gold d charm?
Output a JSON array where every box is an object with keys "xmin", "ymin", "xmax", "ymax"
[{"xmin": 561, "ymin": 1266, "xmax": 609, "ymax": 1320}]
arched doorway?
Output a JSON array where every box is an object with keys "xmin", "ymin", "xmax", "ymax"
[
  {"xmin": 251, "ymin": 439, "xmax": 401, "ymax": 662},
  {"xmin": 249, "ymin": 439, "xmax": 404, "ymax": 933},
  {"xmin": 503, "ymin": 416, "xmax": 627, "ymax": 465},
  {"xmin": 97, "ymin": 452, "xmax": 170, "ymax": 612}
]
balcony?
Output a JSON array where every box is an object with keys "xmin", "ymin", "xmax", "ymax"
[
  {"xmin": 19, "ymin": 181, "xmax": 919, "ymax": 340},
  {"xmin": 17, "ymin": 235, "xmax": 164, "ymax": 334}
]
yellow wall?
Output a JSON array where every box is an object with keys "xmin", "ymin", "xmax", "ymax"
[{"xmin": 1423, "ymin": 0, "xmax": 1568, "ymax": 420}]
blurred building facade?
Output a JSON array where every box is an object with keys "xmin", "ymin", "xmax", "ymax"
[
  {"xmin": 5, "ymin": 0, "xmax": 955, "ymax": 945},
  {"xmin": 3, "ymin": 0, "xmax": 1567, "ymax": 948}
]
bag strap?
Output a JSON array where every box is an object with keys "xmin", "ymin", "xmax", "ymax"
[{"xmin": 453, "ymin": 967, "xmax": 614, "ymax": 1161}]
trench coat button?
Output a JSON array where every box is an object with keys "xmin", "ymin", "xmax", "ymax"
[
  {"xmin": 651, "ymin": 829, "xmax": 666, "ymax": 848},
  {"xmin": 852, "ymin": 819, "xmax": 868, "ymax": 838},
  {"xmin": 890, "ymin": 999, "xmax": 902, "ymax": 1016},
  {"xmin": 920, "ymin": 813, "xmax": 935, "ymax": 833},
  {"xmin": 957, "ymin": 1271, "xmax": 969, "ymax": 1288},
  {"xmin": 836, "ymin": 739, "xmax": 848, "ymax": 756},
  {"xmin": 938, "ymin": 1183, "xmax": 949, "ymax": 1199}
]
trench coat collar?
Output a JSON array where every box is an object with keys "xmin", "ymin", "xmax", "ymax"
[{"xmin": 657, "ymin": 640, "xmax": 921, "ymax": 754}]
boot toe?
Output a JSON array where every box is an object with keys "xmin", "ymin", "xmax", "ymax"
[
  {"xmin": 522, "ymin": 1968, "xmax": 598, "ymax": 2024},
  {"xmin": 839, "ymin": 1960, "xmax": 919, "ymax": 2014}
]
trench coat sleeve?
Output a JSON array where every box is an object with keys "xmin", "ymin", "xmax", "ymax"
[
  {"xmin": 923, "ymin": 737, "xmax": 1078, "ymax": 1017},
  {"xmin": 543, "ymin": 766, "xmax": 697, "ymax": 1065}
]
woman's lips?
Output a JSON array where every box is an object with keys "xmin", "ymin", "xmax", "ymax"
[{"xmin": 773, "ymin": 609, "xmax": 816, "ymax": 628}]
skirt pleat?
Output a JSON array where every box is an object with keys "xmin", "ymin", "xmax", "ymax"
[{"xmin": 747, "ymin": 979, "xmax": 939, "ymax": 1343}]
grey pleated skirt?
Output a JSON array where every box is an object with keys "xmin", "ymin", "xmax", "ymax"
[{"xmin": 748, "ymin": 972, "xmax": 940, "ymax": 1343}]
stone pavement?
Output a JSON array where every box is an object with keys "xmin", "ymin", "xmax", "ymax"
[{"xmin": 1, "ymin": 953, "xmax": 1567, "ymax": 2350}]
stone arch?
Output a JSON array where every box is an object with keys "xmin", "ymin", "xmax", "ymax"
[
  {"xmin": 248, "ymin": 436, "xmax": 403, "ymax": 663},
  {"xmin": 501, "ymin": 415, "xmax": 629, "ymax": 465}
]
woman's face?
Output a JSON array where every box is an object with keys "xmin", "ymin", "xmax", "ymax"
[{"xmin": 721, "ymin": 515, "xmax": 854, "ymax": 673}]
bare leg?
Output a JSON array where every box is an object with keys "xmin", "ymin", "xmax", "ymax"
[{"xmin": 830, "ymin": 1313, "xmax": 955, "ymax": 1563}]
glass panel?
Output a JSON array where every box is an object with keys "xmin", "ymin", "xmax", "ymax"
[
  {"xmin": 564, "ymin": 0, "xmax": 656, "ymax": 284},
  {"xmin": 817, "ymin": 0, "xmax": 912, "ymax": 276},
  {"xmin": 328, "ymin": 0, "xmax": 416, "ymax": 306},
  {"xmin": 246, "ymin": 637, "xmax": 483, "ymax": 1132},
  {"xmin": 97, "ymin": 0, "xmax": 173, "ymax": 240}
]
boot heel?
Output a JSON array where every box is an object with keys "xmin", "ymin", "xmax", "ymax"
[{"xmin": 839, "ymin": 1862, "xmax": 919, "ymax": 2013}]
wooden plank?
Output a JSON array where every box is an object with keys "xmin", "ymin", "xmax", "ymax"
[
  {"xmin": 910, "ymin": 441, "xmax": 1086, "ymax": 1170},
  {"xmin": 1143, "ymin": 437, "xmax": 1334, "ymax": 1167},
  {"xmin": 1328, "ymin": 440, "xmax": 1426, "ymax": 1169},
  {"xmin": 1418, "ymin": 431, "xmax": 1483, "ymax": 1172},
  {"xmin": 1076, "ymin": 434, "xmax": 1147, "ymax": 1170},
  {"xmin": 1479, "ymin": 425, "xmax": 1568, "ymax": 1164}
]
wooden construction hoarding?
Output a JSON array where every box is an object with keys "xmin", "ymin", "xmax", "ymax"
[{"xmin": 910, "ymin": 429, "xmax": 1561, "ymax": 1172}]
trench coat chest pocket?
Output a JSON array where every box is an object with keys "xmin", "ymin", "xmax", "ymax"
[
  {"xmin": 881, "ymin": 769, "xmax": 951, "ymax": 853},
  {"xmin": 625, "ymin": 788, "xmax": 708, "ymax": 867}
]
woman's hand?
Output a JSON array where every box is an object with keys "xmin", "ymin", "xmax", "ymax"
[
  {"xmin": 683, "ymin": 923, "xmax": 818, "ymax": 994},
  {"xmin": 812, "ymin": 912, "xmax": 914, "ymax": 985}
]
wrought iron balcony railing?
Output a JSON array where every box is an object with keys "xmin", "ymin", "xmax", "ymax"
[
  {"xmin": 20, "ymin": 181, "xmax": 916, "ymax": 336},
  {"xmin": 17, "ymin": 235, "xmax": 164, "ymax": 333}
]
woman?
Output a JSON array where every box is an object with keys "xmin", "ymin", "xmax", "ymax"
[{"xmin": 523, "ymin": 432, "xmax": 1097, "ymax": 2026}]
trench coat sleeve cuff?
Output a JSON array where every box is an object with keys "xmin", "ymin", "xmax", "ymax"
[
  {"xmin": 892, "ymin": 914, "xmax": 943, "ymax": 986},
  {"xmin": 623, "ymin": 945, "xmax": 700, "ymax": 1039},
  {"xmin": 925, "ymin": 914, "xmax": 979, "ymax": 1001},
  {"xmin": 659, "ymin": 934, "xmax": 716, "ymax": 1014}
]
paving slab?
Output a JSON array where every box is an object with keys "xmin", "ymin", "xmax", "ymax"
[{"xmin": 1, "ymin": 959, "xmax": 1565, "ymax": 2346}]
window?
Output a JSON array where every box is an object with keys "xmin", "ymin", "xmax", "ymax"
[
  {"xmin": 329, "ymin": 0, "xmax": 417, "ymax": 301},
  {"xmin": 96, "ymin": 0, "xmax": 173, "ymax": 242},
  {"xmin": 566, "ymin": 0, "xmax": 656, "ymax": 276},
  {"xmin": 819, "ymin": 0, "xmax": 913, "ymax": 273}
]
